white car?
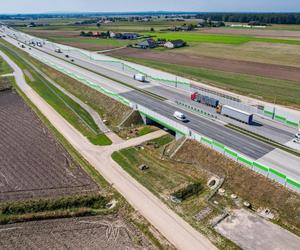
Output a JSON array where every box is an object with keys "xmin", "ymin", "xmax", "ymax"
[
  {"xmin": 173, "ymin": 111, "xmax": 187, "ymax": 122},
  {"xmin": 293, "ymin": 138, "xmax": 300, "ymax": 144},
  {"xmin": 295, "ymin": 132, "xmax": 300, "ymax": 139}
]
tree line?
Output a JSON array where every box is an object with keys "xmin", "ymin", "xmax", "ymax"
[{"xmin": 195, "ymin": 13, "xmax": 300, "ymax": 25}]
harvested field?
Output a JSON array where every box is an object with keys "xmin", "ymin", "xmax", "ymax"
[
  {"xmin": 0, "ymin": 215, "xmax": 153, "ymax": 250},
  {"xmin": 174, "ymin": 140, "xmax": 300, "ymax": 234},
  {"xmin": 108, "ymin": 48, "xmax": 300, "ymax": 82},
  {"xmin": 200, "ymin": 27, "xmax": 300, "ymax": 39},
  {"xmin": 0, "ymin": 90, "xmax": 98, "ymax": 201}
]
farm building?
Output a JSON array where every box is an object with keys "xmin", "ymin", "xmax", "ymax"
[
  {"xmin": 137, "ymin": 39, "xmax": 156, "ymax": 49},
  {"xmin": 164, "ymin": 40, "xmax": 186, "ymax": 49},
  {"xmin": 121, "ymin": 33, "xmax": 139, "ymax": 40}
]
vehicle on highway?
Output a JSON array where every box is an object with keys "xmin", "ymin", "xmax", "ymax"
[
  {"xmin": 71, "ymin": 59, "xmax": 74, "ymax": 62},
  {"xmin": 65, "ymin": 55, "xmax": 69, "ymax": 58},
  {"xmin": 295, "ymin": 132, "xmax": 300, "ymax": 139},
  {"xmin": 133, "ymin": 73, "xmax": 146, "ymax": 82},
  {"xmin": 173, "ymin": 111, "xmax": 187, "ymax": 121},
  {"xmin": 293, "ymin": 138, "xmax": 300, "ymax": 144},
  {"xmin": 55, "ymin": 48, "xmax": 62, "ymax": 53},
  {"xmin": 20, "ymin": 44, "xmax": 26, "ymax": 48},
  {"xmin": 217, "ymin": 105, "xmax": 253, "ymax": 124},
  {"xmin": 191, "ymin": 92, "xmax": 219, "ymax": 108}
]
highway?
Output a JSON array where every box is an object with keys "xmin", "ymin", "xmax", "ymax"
[
  {"xmin": 122, "ymin": 90, "xmax": 274, "ymax": 159},
  {"xmin": 32, "ymin": 35, "xmax": 296, "ymax": 145},
  {"xmin": 1, "ymin": 27, "xmax": 300, "ymax": 183}
]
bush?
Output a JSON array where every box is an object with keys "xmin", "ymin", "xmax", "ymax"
[
  {"xmin": 0, "ymin": 194, "xmax": 108, "ymax": 215},
  {"xmin": 172, "ymin": 183, "xmax": 202, "ymax": 201}
]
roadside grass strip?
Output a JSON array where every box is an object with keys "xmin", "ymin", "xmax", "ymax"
[{"xmin": 38, "ymin": 57, "xmax": 131, "ymax": 106}]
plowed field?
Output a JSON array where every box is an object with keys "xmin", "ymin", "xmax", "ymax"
[{"xmin": 0, "ymin": 90, "xmax": 98, "ymax": 201}]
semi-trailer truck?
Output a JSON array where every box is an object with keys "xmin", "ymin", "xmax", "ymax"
[
  {"xmin": 191, "ymin": 92, "xmax": 219, "ymax": 108},
  {"xmin": 217, "ymin": 105, "xmax": 253, "ymax": 124}
]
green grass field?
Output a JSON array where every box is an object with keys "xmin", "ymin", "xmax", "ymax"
[
  {"xmin": 119, "ymin": 56, "xmax": 300, "ymax": 108},
  {"xmin": 0, "ymin": 40, "xmax": 112, "ymax": 145},
  {"xmin": 143, "ymin": 31, "xmax": 300, "ymax": 45},
  {"xmin": 0, "ymin": 56, "xmax": 13, "ymax": 75}
]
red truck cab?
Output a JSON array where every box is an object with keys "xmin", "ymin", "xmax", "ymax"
[{"xmin": 191, "ymin": 92, "xmax": 198, "ymax": 101}]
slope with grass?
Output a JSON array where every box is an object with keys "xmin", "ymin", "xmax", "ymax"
[{"xmin": 0, "ymin": 55, "xmax": 13, "ymax": 75}]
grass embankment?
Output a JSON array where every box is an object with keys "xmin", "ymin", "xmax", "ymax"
[
  {"xmin": 118, "ymin": 56, "xmax": 300, "ymax": 109},
  {"xmin": 113, "ymin": 135, "xmax": 300, "ymax": 240},
  {"xmin": 0, "ymin": 40, "xmax": 112, "ymax": 145},
  {"xmin": 0, "ymin": 55, "xmax": 13, "ymax": 75},
  {"xmin": 31, "ymin": 58, "xmax": 132, "ymax": 128},
  {"xmin": 174, "ymin": 140, "xmax": 300, "ymax": 236},
  {"xmin": 112, "ymin": 135, "xmax": 239, "ymax": 250}
]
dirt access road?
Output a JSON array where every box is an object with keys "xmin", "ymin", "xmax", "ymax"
[
  {"xmin": 108, "ymin": 48, "xmax": 300, "ymax": 82},
  {"xmin": 0, "ymin": 51, "xmax": 216, "ymax": 250}
]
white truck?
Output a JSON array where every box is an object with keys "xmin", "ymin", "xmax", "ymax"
[
  {"xmin": 133, "ymin": 73, "xmax": 146, "ymax": 82},
  {"xmin": 173, "ymin": 111, "xmax": 187, "ymax": 122},
  {"xmin": 220, "ymin": 105, "xmax": 253, "ymax": 124},
  {"xmin": 55, "ymin": 48, "xmax": 62, "ymax": 53}
]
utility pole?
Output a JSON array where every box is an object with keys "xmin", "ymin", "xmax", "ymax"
[{"xmin": 272, "ymin": 96, "xmax": 276, "ymax": 120}]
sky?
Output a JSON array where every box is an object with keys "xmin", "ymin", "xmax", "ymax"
[{"xmin": 1, "ymin": 0, "xmax": 300, "ymax": 14}]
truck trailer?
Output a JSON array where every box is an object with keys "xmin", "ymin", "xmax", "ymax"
[
  {"xmin": 219, "ymin": 105, "xmax": 253, "ymax": 124},
  {"xmin": 191, "ymin": 92, "xmax": 219, "ymax": 108}
]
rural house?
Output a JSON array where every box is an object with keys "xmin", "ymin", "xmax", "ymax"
[
  {"xmin": 137, "ymin": 39, "xmax": 156, "ymax": 49},
  {"xmin": 164, "ymin": 40, "xmax": 186, "ymax": 49},
  {"xmin": 121, "ymin": 33, "xmax": 139, "ymax": 40}
]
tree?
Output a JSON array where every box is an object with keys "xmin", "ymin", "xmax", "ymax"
[
  {"xmin": 96, "ymin": 22, "xmax": 101, "ymax": 28},
  {"xmin": 150, "ymin": 27, "xmax": 155, "ymax": 32}
]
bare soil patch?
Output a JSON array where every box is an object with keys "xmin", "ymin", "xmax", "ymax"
[
  {"xmin": 108, "ymin": 48, "xmax": 300, "ymax": 82},
  {"xmin": 0, "ymin": 215, "xmax": 154, "ymax": 250},
  {"xmin": 0, "ymin": 90, "xmax": 99, "ymax": 201},
  {"xmin": 62, "ymin": 42, "xmax": 116, "ymax": 51},
  {"xmin": 200, "ymin": 27, "xmax": 300, "ymax": 39},
  {"xmin": 215, "ymin": 209, "xmax": 300, "ymax": 250}
]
